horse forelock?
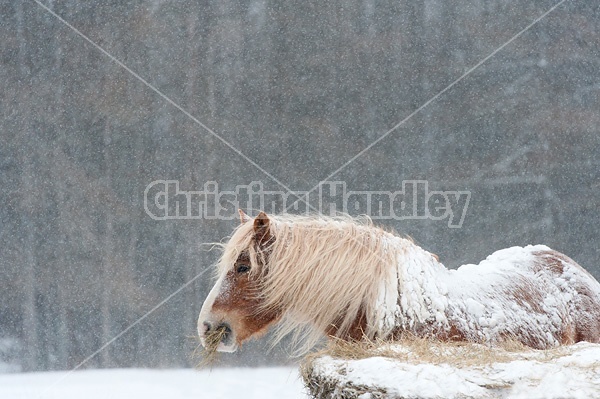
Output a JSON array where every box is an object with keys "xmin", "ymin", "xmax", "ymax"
[{"xmin": 215, "ymin": 221, "xmax": 260, "ymax": 276}]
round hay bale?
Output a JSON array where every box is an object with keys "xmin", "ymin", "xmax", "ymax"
[{"xmin": 301, "ymin": 338, "xmax": 600, "ymax": 399}]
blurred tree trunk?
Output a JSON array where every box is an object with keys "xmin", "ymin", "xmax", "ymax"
[
  {"xmin": 16, "ymin": 1, "xmax": 40, "ymax": 372},
  {"xmin": 53, "ymin": 32, "xmax": 71, "ymax": 370},
  {"xmin": 100, "ymin": 119, "xmax": 114, "ymax": 367},
  {"xmin": 21, "ymin": 166, "xmax": 39, "ymax": 372},
  {"xmin": 54, "ymin": 167, "xmax": 71, "ymax": 369},
  {"xmin": 126, "ymin": 134, "xmax": 142, "ymax": 364}
]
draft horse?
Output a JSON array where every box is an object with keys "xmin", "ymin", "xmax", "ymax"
[{"xmin": 198, "ymin": 211, "xmax": 600, "ymax": 354}]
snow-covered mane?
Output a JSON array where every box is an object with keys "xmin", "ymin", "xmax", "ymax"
[{"xmin": 198, "ymin": 211, "xmax": 600, "ymax": 355}]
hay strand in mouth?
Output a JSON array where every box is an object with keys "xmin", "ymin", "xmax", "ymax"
[{"xmin": 197, "ymin": 325, "xmax": 229, "ymax": 368}]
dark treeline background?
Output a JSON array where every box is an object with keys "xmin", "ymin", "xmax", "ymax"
[{"xmin": 1, "ymin": 1, "xmax": 599, "ymax": 372}]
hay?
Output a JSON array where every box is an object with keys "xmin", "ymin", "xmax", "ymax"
[
  {"xmin": 195, "ymin": 325, "xmax": 229, "ymax": 368},
  {"xmin": 302, "ymin": 334, "xmax": 526, "ymax": 369}
]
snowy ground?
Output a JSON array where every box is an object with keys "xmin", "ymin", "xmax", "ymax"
[
  {"xmin": 0, "ymin": 366, "xmax": 308, "ymax": 399},
  {"xmin": 304, "ymin": 341, "xmax": 600, "ymax": 399}
]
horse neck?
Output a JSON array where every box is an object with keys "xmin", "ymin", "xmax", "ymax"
[{"xmin": 388, "ymin": 239, "xmax": 450, "ymax": 330}]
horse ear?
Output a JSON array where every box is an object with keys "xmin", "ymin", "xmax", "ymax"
[
  {"xmin": 238, "ymin": 209, "xmax": 251, "ymax": 224},
  {"xmin": 253, "ymin": 211, "xmax": 271, "ymax": 245}
]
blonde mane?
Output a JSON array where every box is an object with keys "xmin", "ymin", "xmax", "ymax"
[{"xmin": 216, "ymin": 214, "xmax": 410, "ymax": 354}]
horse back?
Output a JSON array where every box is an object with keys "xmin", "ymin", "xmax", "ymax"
[
  {"xmin": 531, "ymin": 248, "xmax": 600, "ymax": 344},
  {"xmin": 445, "ymin": 245, "xmax": 600, "ymax": 348}
]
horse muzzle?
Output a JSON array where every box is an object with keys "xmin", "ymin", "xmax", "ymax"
[{"xmin": 198, "ymin": 319, "xmax": 239, "ymax": 353}]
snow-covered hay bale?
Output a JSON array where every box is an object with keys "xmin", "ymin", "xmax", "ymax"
[{"xmin": 301, "ymin": 337, "xmax": 600, "ymax": 399}]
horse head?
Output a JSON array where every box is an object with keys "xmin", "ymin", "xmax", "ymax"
[{"xmin": 197, "ymin": 210, "xmax": 280, "ymax": 352}]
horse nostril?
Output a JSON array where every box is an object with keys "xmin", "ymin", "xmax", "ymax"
[
  {"xmin": 218, "ymin": 323, "xmax": 232, "ymax": 335},
  {"xmin": 216, "ymin": 323, "xmax": 232, "ymax": 343},
  {"xmin": 203, "ymin": 321, "xmax": 212, "ymax": 333}
]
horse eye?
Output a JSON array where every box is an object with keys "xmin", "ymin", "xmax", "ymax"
[{"xmin": 236, "ymin": 264, "xmax": 250, "ymax": 274}]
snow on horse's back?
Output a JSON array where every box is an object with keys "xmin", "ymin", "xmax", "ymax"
[{"xmin": 197, "ymin": 211, "xmax": 600, "ymax": 354}]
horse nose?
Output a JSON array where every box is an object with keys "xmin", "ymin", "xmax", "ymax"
[
  {"xmin": 200, "ymin": 320, "xmax": 233, "ymax": 345},
  {"xmin": 199, "ymin": 319, "xmax": 238, "ymax": 352}
]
